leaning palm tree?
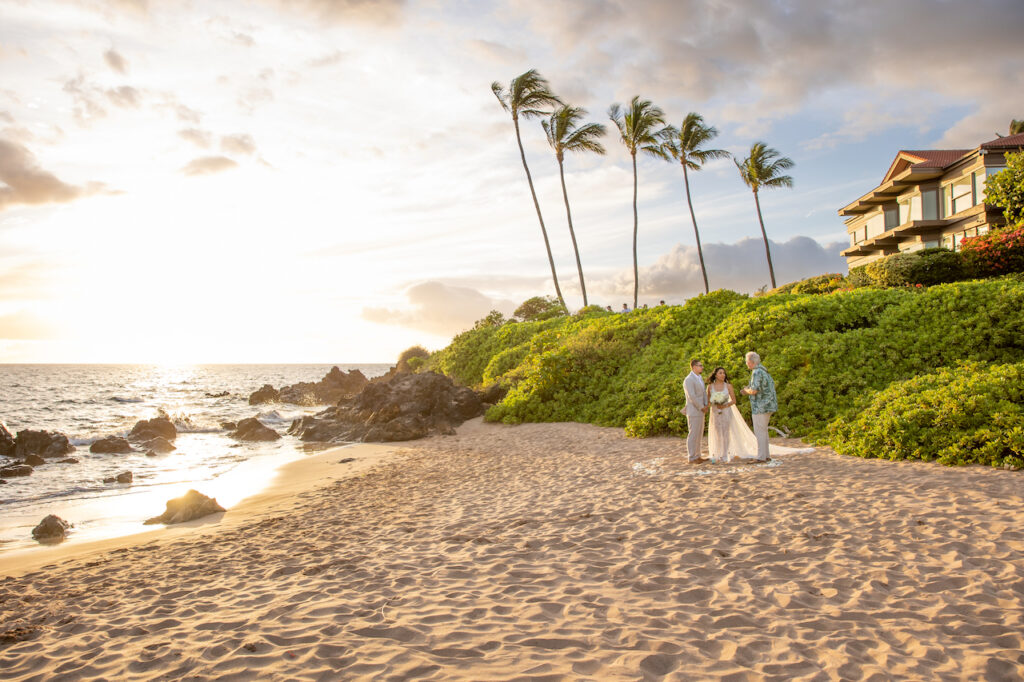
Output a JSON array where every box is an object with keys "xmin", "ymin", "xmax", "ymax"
[
  {"xmin": 542, "ymin": 105, "xmax": 606, "ymax": 307},
  {"xmin": 608, "ymin": 96, "xmax": 667, "ymax": 309},
  {"xmin": 492, "ymin": 70, "xmax": 566, "ymax": 310},
  {"xmin": 660, "ymin": 113, "xmax": 730, "ymax": 294},
  {"xmin": 735, "ymin": 142, "xmax": 794, "ymax": 289},
  {"xmin": 1011, "ymin": 119, "xmax": 1024, "ymax": 135}
]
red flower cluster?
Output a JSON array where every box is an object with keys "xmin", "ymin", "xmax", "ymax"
[{"xmin": 960, "ymin": 225, "xmax": 1024, "ymax": 276}]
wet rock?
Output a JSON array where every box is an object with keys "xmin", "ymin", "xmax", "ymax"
[
  {"xmin": 220, "ymin": 421, "xmax": 237, "ymax": 431},
  {"xmin": 23, "ymin": 454, "xmax": 46, "ymax": 467},
  {"xmin": 0, "ymin": 464, "xmax": 33, "ymax": 478},
  {"xmin": 205, "ymin": 391, "xmax": 230, "ymax": 398},
  {"xmin": 32, "ymin": 514, "xmax": 72, "ymax": 541},
  {"xmin": 90, "ymin": 436, "xmax": 134, "ymax": 454},
  {"xmin": 57, "ymin": 457, "xmax": 79, "ymax": 464},
  {"xmin": 104, "ymin": 471, "xmax": 133, "ymax": 484},
  {"xmin": 478, "ymin": 383, "xmax": 508, "ymax": 405},
  {"xmin": 0, "ymin": 423, "xmax": 14, "ymax": 457},
  {"xmin": 14, "ymin": 430, "xmax": 75, "ymax": 459},
  {"xmin": 231, "ymin": 417, "xmax": 281, "ymax": 442},
  {"xmin": 128, "ymin": 416, "xmax": 177, "ymax": 443},
  {"xmin": 142, "ymin": 436, "xmax": 176, "ymax": 454},
  {"xmin": 144, "ymin": 489, "xmax": 225, "ymax": 525},
  {"xmin": 261, "ymin": 367, "xmax": 369, "ymax": 407},
  {"xmin": 287, "ymin": 371, "xmax": 483, "ymax": 444},
  {"xmin": 248, "ymin": 384, "xmax": 280, "ymax": 405}
]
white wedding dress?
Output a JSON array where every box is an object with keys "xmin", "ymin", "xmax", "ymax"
[{"xmin": 706, "ymin": 386, "xmax": 813, "ymax": 463}]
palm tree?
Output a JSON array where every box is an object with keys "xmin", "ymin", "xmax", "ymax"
[
  {"xmin": 542, "ymin": 105, "xmax": 606, "ymax": 307},
  {"xmin": 491, "ymin": 70, "xmax": 566, "ymax": 310},
  {"xmin": 660, "ymin": 113, "xmax": 730, "ymax": 294},
  {"xmin": 1011, "ymin": 119, "xmax": 1024, "ymax": 136},
  {"xmin": 608, "ymin": 96, "xmax": 667, "ymax": 309},
  {"xmin": 735, "ymin": 142, "xmax": 794, "ymax": 289}
]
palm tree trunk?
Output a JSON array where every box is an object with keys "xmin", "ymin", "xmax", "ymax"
[
  {"xmin": 514, "ymin": 116, "xmax": 566, "ymax": 310},
  {"xmin": 752, "ymin": 189, "xmax": 777, "ymax": 289},
  {"xmin": 631, "ymin": 151, "xmax": 639, "ymax": 310},
  {"xmin": 683, "ymin": 164, "xmax": 709, "ymax": 294},
  {"xmin": 558, "ymin": 158, "xmax": 587, "ymax": 307}
]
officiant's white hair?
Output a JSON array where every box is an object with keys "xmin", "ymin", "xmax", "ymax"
[{"xmin": 745, "ymin": 351, "xmax": 760, "ymax": 364}]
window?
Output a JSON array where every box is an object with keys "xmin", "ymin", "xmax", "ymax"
[
  {"xmin": 942, "ymin": 234, "xmax": 953, "ymax": 249},
  {"xmin": 884, "ymin": 206, "xmax": 899, "ymax": 229},
  {"xmin": 924, "ymin": 239, "xmax": 940, "ymax": 249},
  {"xmin": 951, "ymin": 176, "xmax": 973, "ymax": 214},
  {"xmin": 922, "ymin": 189, "xmax": 939, "ymax": 220},
  {"xmin": 979, "ymin": 225, "xmax": 990, "ymax": 235}
]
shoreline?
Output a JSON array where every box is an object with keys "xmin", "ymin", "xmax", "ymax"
[{"xmin": 0, "ymin": 441, "xmax": 407, "ymax": 578}]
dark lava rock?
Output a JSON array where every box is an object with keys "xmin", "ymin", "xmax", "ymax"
[
  {"xmin": 278, "ymin": 367, "xmax": 369, "ymax": 406},
  {"xmin": 144, "ymin": 489, "xmax": 226, "ymax": 525},
  {"xmin": 0, "ymin": 423, "xmax": 14, "ymax": 457},
  {"xmin": 142, "ymin": 436, "xmax": 176, "ymax": 454},
  {"xmin": 248, "ymin": 384, "xmax": 280, "ymax": 405},
  {"xmin": 287, "ymin": 371, "xmax": 483, "ymax": 443},
  {"xmin": 128, "ymin": 416, "xmax": 177, "ymax": 443},
  {"xmin": 104, "ymin": 471, "xmax": 133, "ymax": 484},
  {"xmin": 477, "ymin": 383, "xmax": 508, "ymax": 405},
  {"xmin": 24, "ymin": 454, "xmax": 46, "ymax": 467},
  {"xmin": 57, "ymin": 458, "xmax": 79, "ymax": 464},
  {"xmin": 32, "ymin": 514, "xmax": 72, "ymax": 541},
  {"xmin": 90, "ymin": 436, "xmax": 134, "ymax": 454},
  {"xmin": 220, "ymin": 421, "xmax": 237, "ymax": 431},
  {"xmin": 231, "ymin": 417, "xmax": 280, "ymax": 442},
  {"xmin": 14, "ymin": 430, "xmax": 75, "ymax": 459},
  {"xmin": 0, "ymin": 464, "xmax": 33, "ymax": 478}
]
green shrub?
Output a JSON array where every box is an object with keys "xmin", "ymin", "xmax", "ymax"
[
  {"xmin": 961, "ymin": 225, "xmax": 1024, "ymax": 277},
  {"xmin": 514, "ymin": 295, "xmax": 567, "ymax": 321},
  {"xmin": 856, "ymin": 248, "xmax": 966, "ymax": 288},
  {"xmin": 847, "ymin": 265, "xmax": 871, "ymax": 288},
  {"xmin": 772, "ymin": 273, "xmax": 847, "ymax": 295},
  {"xmin": 825, "ymin": 362, "xmax": 1024, "ymax": 467},
  {"xmin": 397, "ymin": 345, "xmax": 430, "ymax": 372},
  {"xmin": 985, "ymin": 150, "xmax": 1024, "ymax": 225}
]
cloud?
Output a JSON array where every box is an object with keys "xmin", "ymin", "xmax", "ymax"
[
  {"xmin": 105, "ymin": 85, "xmax": 141, "ymax": 108},
  {"xmin": 220, "ymin": 133, "xmax": 257, "ymax": 155},
  {"xmin": 232, "ymin": 32, "xmax": 255, "ymax": 47},
  {"xmin": 362, "ymin": 281, "xmax": 517, "ymax": 337},
  {"xmin": 104, "ymin": 48, "xmax": 128, "ymax": 73},
  {"xmin": 181, "ymin": 155, "xmax": 238, "ymax": 176},
  {"xmin": 307, "ymin": 50, "xmax": 346, "ymax": 68},
  {"xmin": 63, "ymin": 74, "xmax": 107, "ymax": 125},
  {"xmin": 0, "ymin": 310, "xmax": 59, "ymax": 340},
  {"xmin": 178, "ymin": 127, "xmax": 213, "ymax": 148},
  {"xmin": 0, "ymin": 138, "xmax": 99, "ymax": 210},
  {"xmin": 267, "ymin": 0, "xmax": 407, "ymax": 24},
  {"xmin": 464, "ymin": 39, "xmax": 526, "ymax": 64},
  {"xmin": 175, "ymin": 104, "xmax": 202, "ymax": 123},
  {"xmin": 598, "ymin": 236, "xmax": 848, "ymax": 301}
]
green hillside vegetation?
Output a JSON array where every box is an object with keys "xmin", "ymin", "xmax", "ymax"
[{"xmin": 428, "ymin": 274, "xmax": 1024, "ymax": 468}]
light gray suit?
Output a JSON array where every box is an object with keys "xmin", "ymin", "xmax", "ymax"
[{"xmin": 683, "ymin": 370, "xmax": 707, "ymax": 462}]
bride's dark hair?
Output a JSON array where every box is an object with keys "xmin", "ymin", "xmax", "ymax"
[{"xmin": 711, "ymin": 367, "xmax": 729, "ymax": 383}]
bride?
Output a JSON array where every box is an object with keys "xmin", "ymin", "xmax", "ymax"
[{"xmin": 705, "ymin": 367, "xmax": 811, "ymax": 463}]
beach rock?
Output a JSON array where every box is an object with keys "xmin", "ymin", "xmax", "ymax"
[
  {"xmin": 0, "ymin": 423, "xmax": 14, "ymax": 457},
  {"xmin": 220, "ymin": 421, "xmax": 237, "ymax": 431},
  {"xmin": 477, "ymin": 383, "xmax": 508, "ymax": 405},
  {"xmin": 141, "ymin": 436, "xmax": 176, "ymax": 454},
  {"xmin": 287, "ymin": 371, "xmax": 483, "ymax": 443},
  {"xmin": 278, "ymin": 367, "xmax": 369, "ymax": 406},
  {"xmin": 32, "ymin": 514, "xmax": 71, "ymax": 541},
  {"xmin": 90, "ymin": 436, "xmax": 134, "ymax": 454},
  {"xmin": 57, "ymin": 457, "xmax": 79, "ymax": 464},
  {"xmin": 231, "ymin": 417, "xmax": 280, "ymax": 442},
  {"xmin": 23, "ymin": 454, "xmax": 46, "ymax": 467},
  {"xmin": 205, "ymin": 391, "xmax": 230, "ymax": 398},
  {"xmin": 144, "ymin": 489, "xmax": 225, "ymax": 525},
  {"xmin": 14, "ymin": 430, "xmax": 75, "ymax": 459},
  {"xmin": 248, "ymin": 384, "xmax": 280, "ymax": 405},
  {"xmin": 0, "ymin": 464, "xmax": 33, "ymax": 478},
  {"xmin": 128, "ymin": 416, "xmax": 177, "ymax": 443},
  {"xmin": 104, "ymin": 471, "xmax": 133, "ymax": 484}
]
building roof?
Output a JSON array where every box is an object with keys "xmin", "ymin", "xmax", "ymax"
[
  {"xmin": 898, "ymin": 150, "xmax": 971, "ymax": 168},
  {"xmin": 981, "ymin": 133, "xmax": 1024, "ymax": 149}
]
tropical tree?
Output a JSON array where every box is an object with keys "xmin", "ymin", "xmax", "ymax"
[
  {"xmin": 608, "ymin": 96, "xmax": 667, "ymax": 309},
  {"xmin": 491, "ymin": 70, "xmax": 567, "ymax": 310},
  {"xmin": 1011, "ymin": 119, "xmax": 1024, "ymax": 136},
  {"xmin": 735, "ymin": 142, "xmax": 794, "ymax": 289},
  {"xmin": 542, "ymin": 105, "xmax": 606, "ymax": 307},
  {"xmin": 660, "ymin": 113, "xmax": 730, "ymax": 294}
]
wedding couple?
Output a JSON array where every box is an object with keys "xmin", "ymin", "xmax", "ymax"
[{"xmin": 683, "ymin": 351, "xmax": 797, "ymax": 464}]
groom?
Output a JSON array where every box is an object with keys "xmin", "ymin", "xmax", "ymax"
[
  {"xmin": 683, "ymin": 359, "xmax": 709, "ymax": 463},
  {"xmin": 740, "ymin": 351, "xmax": 777, "ymax": 461}
]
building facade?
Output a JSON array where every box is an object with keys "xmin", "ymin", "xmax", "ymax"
[{"xmin": 839, "ymin": 134, "xmax": 1024, "ymax": 268}]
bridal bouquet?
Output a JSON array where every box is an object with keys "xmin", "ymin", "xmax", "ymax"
[{"xmin": 710, "ymin": 394, "xmax": 729, "ymax": 406}]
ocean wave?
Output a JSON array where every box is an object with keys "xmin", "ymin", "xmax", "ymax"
[{"xmin": 110, "ymin": 396, "xmax": 144, "ymax": 404}]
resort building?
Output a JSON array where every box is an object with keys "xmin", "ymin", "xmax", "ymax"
[{"xmin": 839, "ymin": 133, "xmax": 1024, "ymax": 268}]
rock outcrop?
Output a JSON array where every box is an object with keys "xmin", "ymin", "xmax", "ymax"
[
  {"xmin": 250, "ymin": 367, "xmax": 369, "ymax": 407},
  {"xmin": 144, "ymin": 489, "xmax": 225, "ymax": 525},
  {"xmin": 23, "ymin": 454, "xmax": 46, "ymax": 467},
  {"xmin": 0, "ymin": 464, "xmax": 33, "ymax": 478},
  {"xmin": 90, "ymin": 436, "xmax": 134, "ymax": 454},
  {"xmin": 0, "ymin": 423, "xmax": 14, "ymax": 457},
  {"xmin": 230, "ymin": 417, "xmax": 281, "ymax": 442},
  {"xmin": 142, "ymin": 436, "xmax": 176, "ymax": 454},
  {"xmin": 32, "ymin": 515, "xmax": 71, "ymax": 541},
  {"xmin": 128, "ymin": 416, "xmax": 177, "ymax": 443},
  {"xmin": 14, "ymin": 430, "xmax": 75, "ymax": 459},
  {"xmin": 288, "ymin": 371, "xmax": 483, "ymax": 443},
  {"xmin": 104, "ymin": 471, "xmax": 133, "ymax": 484}
]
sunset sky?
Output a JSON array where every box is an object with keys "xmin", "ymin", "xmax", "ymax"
[{"xmin": 1, "ymin": 0, "xmax": 1022, "ymax": 363}]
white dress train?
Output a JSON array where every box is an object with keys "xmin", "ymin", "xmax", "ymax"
[{"xmin": 708, "ymin": 404, "xmax": 813, "ymax": 462}]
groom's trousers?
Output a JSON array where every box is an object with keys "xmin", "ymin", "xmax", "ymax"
[
  {"xmin": 686, "ymin": 415, "xmax": 705, "ymax": 462},
  {"xmin": 753, "ymin": 412, "xmax": 773, "ymax": 461}
]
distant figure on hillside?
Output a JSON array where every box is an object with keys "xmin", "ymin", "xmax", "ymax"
[
  {"xmin": 621, "ymin": 303, "xmax": 630, "ymax": 313},
  {"xmin": 605, "ymin": 305, "xmax": 613, "ymax": 312},
  {"xmin": 740, "ymin": 351, "xmax": 777, "ymax": 461},
  {"xmin": 659, "ymin": 300, "xmax": 666, "ymax": 306},
  {"xmin": 682, "ymin": 359, "xmax": 708, "ymax": 463},
  {"xmin": 641, "ymin": 303, "xmax": 648, "ymax": 309}
]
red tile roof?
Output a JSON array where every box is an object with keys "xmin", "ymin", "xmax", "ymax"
[
  {"xmin": 981, "ymin": 133, "xmax": 1024, "ymax": 149},
  {"xmin": 899, "ymin": 149, "xmax": 970, "ymax": 169}
]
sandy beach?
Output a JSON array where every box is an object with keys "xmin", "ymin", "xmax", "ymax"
[{"xmin": 2, "ymin": 418, "xmax": 1022, "ymax": 681}]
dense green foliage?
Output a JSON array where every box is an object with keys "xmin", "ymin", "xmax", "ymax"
[
  {"xmin": 772, "ymin": 273, "xmax": 846, "ymax": 295},
  {"xmin": 851, "ymin": 248, "xmax": 966, "ymax": 288},
  {"xmin": 427, "ymin": 278, "xmax": 1024, "ymax": 467},
  {"xmin": 985, "ymin": 151, "xmax": 1024, "ymax": 225},
  {"xmin": 961, "ymin": 226, "xmax": 1024, "ymax": 277},
  {"xmin": 513, "ymin": 295, "xmax": 568, "ymax": 321}
]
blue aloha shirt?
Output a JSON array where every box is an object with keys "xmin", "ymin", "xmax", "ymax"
[{"xmin": 748, "ymin": 365, "xmax": 778, "ymax": 414}]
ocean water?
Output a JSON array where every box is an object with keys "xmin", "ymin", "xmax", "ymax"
[{"xmin": 0, "ymin": 364, "xmax": 391, "ymax": 552}]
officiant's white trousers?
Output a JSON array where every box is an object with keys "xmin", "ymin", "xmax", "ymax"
[
  {"xmin": 687, "ymin": 415, "xmax": 705, "ymax": 461},
  {"xmin": 753, "ymin": 412, "xmax": 773, "ymax": 461}
]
